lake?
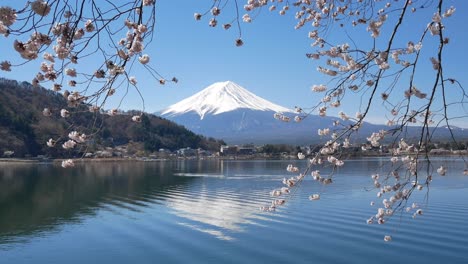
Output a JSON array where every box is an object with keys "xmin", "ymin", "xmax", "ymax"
[{"xmin": 0, "ymin": 158, "xmax": 467, "ymax": 263}]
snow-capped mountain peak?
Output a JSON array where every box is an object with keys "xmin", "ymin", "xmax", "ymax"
[{"xmin": 161, "ymin": 81, "xmax": 292, "ymax": 119}]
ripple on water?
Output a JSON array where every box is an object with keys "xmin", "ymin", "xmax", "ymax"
[{"xmin": 1, "ymin": 159, "xmax": 467, "ymax": 264}]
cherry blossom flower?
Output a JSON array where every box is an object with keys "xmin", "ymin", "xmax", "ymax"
[
  {"xmin": 281, "ymin": 187, "xmax": 290, "ymax": 194},
  {"xmin": 42, "ymin": 108, "xmax": 52, "ymax": 116},
  {"xmin": 132, "ymin": 115, "xmax": 142, "ymax": 122},
  {"xmin": 437, "ymin": 166, "xmax": 446, "ymax": 176},
  {"xmin": 32, "ymin": 78, "xmax": 39, "ymax": 87},
  {"xmin": 46, "ymin": 138, "xmax": 56, "ymax": 147},
  {"xmin": 0, "ymin": 6, "xmax": 17, "ymax": 26},
  {"xmin": 65, "ymin": 68, "xmax": 77, "ymax": 77},
  {"xmin": 74, "ymin": 28, "xmax": 84, "ymax": 40},
  {"xmin": 107, "ymin": 109, "xmax": 118, "ymax": 116},
  {"xmin": 318, "ymin": 128, "xmax": 330, "ymax": 136},
  {"xmin": 60, "ymin": 109, "xmax": 70, "ymax": 118},
  {"xmin": 367, "ymin": 15, "xmax": 387, "ymax": 38},
  {"xmin": 62, "ymin": 140, "xmax": 76, "ymax": 149},
  {"xmin": 143, "ymin": 0, "xmax": 155, "ymax": 6},
  {"xmin": 318, "ymin": 106, "xmax": 327, "ymax": 116},
  {"xmin": 309, "ymin": 194, "xmax": 320, "ymax": 200},
  {"xmin": 443, "ymin": 6, "xmax": 456, "ymax": 17},
  {"xmin": 311, "ymin": 84, "xmax": 327, "ymax": 92},
  {"xmin": 94, "ymin": 70, "xmax": 105, "ymax": 78},
  {"xmin": 138, "ymin": 54, "xmax": 150, "ymax": 64},
  {"xmin": 0, "ymin": 21, "xmax": 9, "ymax": 36},
  {"xmin": 0, "ymin": 60, "xmax": 11, "ymax": 71},
  {"xmin": 317, "ymin": 66, "xmax": 337, "ymax": 76},
  {"xmin": 42, "ymin": 52, "xmax": 54, "ymax": 62},
  {"xmin": 274, "ymin": 199, "xmax": 286, "ymax": 206},
  {"xmin": 343, "ymin": 138, "xmax": 351, "ymax": 148},
  {"xmin": 286, "ymin": 164, "xmax": 299, "ymax": 172},
  {"xmin": 270, "ymin": 189, "xmax": 281, "ymax": 197},
  {"xmin": 130, "ymin": 40, "xmax": 144, "ymax": 53},
  {"xmin": 337, "ymin": 111, "xmax": 349, "ymax": 121},
  {"xmin": 430, "ymin": 57, "xmax": 440, "ymax": 70},
  {"xmin": 209, "ymin": 18, "xmax": 217, "ymax": 27},
  {"xmin": 31, "ymin": 0, "xmax": 51, "ymax": 16},
  {"xmin": 243, "ymin": 14, "xmax": 252, "ymax": 23},
  {"xmin": 68, "ymin": 131, "xmax": 86, "ymax": 143},
  {"xmin": 89, "ymin": 106, "xmax": 100, "ymax": 113},
  {"xmin": 84, "ymin": 20, "xmax": 95, "ymax": 32},
  {"xmin": 321, "ymin": 96, "xmax": 331, "ymax": 103},
  {"xmin": 294, "ymin": 116, "xmax": 303, "ymax": 122},
  {"xmin": 330, "ymin": 100, "xmax": 341, "ymax": 107},
  {"xmin": 118, "ymin": 49, "xmax": 128, "ymax": 60},
  {"xmin": 137, "ymin": 24, "xmax": 147, "ymax": 33},
  {"xmin": 106, "ymin": 88, "xmax": 115, "ymax": 96},
  {"xmin": 211, "ymin": 7, "xmax": 220, "ymax": 16},
  {"xmin": 61, "ymin": 159, "xmax": 75, "ymax": 168}
]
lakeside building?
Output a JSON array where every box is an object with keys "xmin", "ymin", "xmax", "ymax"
[{"xmin": 220, "ymin": 145, "xmax": 256, "ymax": 156}]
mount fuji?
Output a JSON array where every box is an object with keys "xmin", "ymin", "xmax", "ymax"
[
  {"xmin": 158, "ymin": 81, "xmax": 336, "ymax": 144},
  {"xmin": 158, "ymin": 81, "xmax": 466, "ymax": 144},
  {"xmin": 161, "ymin": 81, "xmax": 292, "ymax": 119}
]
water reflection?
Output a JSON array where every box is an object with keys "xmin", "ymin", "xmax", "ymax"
[
  {"xmin": 0, "ymin": 161, "xmax": 193, "ymax": 244},
  {"xmin": 1, "ymin": 158, "xmax": 466, "ymax": 246},
  {"xmin": 167, "ymin": 184, "xmax": 269, "ymax": 240},
  {"xmin": 163, "ymin": 160, "xmax": 276, "ymax": 240},
  {"xmin": 1, "ymin": 158, "xmax": 467, "ymax": 264},
  {"xmin": 0, "ymin": 160, "xmax": 276, "ymax": 245}
]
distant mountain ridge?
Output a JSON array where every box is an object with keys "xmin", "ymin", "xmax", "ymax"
[
  {"xmin": 159, "ymin": 81, "xmax": 467, "ymax": 145},
  {"xmin": 158, "ymin": 81, "xmax": 340, "ymax": 144}
]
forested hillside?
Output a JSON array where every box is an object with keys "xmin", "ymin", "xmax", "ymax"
[{"xmin": 0, "ymin": 78, "xmax": 224, "ymax": 158}]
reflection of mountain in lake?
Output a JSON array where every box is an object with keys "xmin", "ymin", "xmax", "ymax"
[
  {"xmin": 166, "ymin": 182, "xmax": 270, "ymax": 240},
  {"xmin": 1, "ymin": 159, "xmax": 468, "ymax": 263},
  {"xmin": 0, "ymin": 160, "xmax": 278, "ymax": 244},
  {"xmin": 0, "ymin": 162, "xmax": 199, "ymax": 244}
]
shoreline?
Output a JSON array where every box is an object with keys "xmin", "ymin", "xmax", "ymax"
[{"xmin": 1, "ymin": 152, "xmax": 466, "ymax": 164}]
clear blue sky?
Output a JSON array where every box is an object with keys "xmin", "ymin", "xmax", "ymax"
[{"xmin": 0, "ymin": 0, "xmax": 466, "ymax": 127}]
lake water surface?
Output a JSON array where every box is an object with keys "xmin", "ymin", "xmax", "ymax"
[{"xmin": 0, "ymin": 158, "xmax": 467, "ymax": 263}]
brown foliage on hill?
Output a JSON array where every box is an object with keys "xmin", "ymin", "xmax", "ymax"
[{"xmin": 0, "ymin": 78, "xmax": 224, "ymax": 158}]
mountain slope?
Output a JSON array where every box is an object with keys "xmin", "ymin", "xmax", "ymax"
[
  {"xmin": 161, "ymin": 81, "xmax": 292, "ymax": 119},
  {"xmin": 0, "ymin": 78, "xmax": 224, "ymax": 157},
  {"xmin": 159, "ymin": 81, "xmax": 467, "ymax": 145},
  {"xmin": 159, "ymin": 81, "xmax": 337, "ymax": 144}
]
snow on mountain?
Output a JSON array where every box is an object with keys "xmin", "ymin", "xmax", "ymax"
[
  {"xmin": 161, "ymin": 81, "xmax": 293, "ymax": 120},
  {"xmin": 157, "ymin": 81, "xmax": 466, "ymax": 144}
]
